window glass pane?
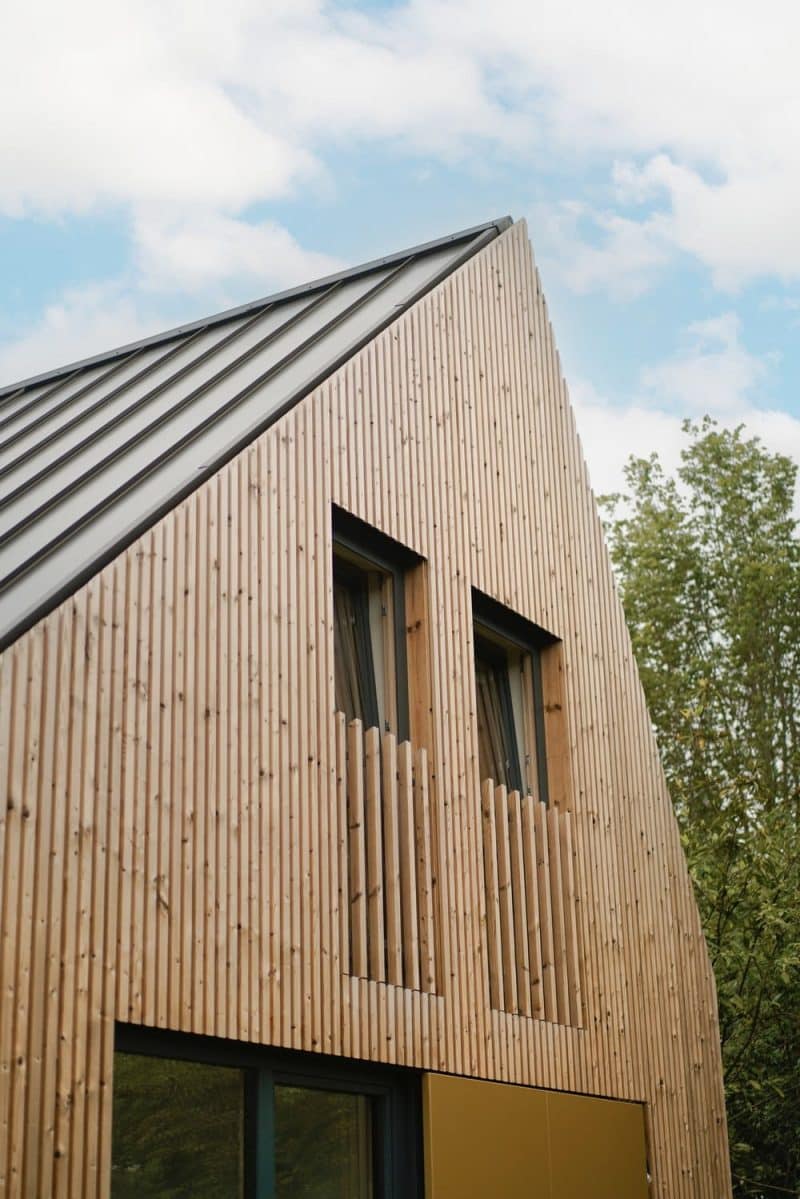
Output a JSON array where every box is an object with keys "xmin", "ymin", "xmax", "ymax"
[
  {"xmin": 275, "ymin": 1084, "xmax": 373, "ymax": 1198},
  {"xmin": 335, "ymin": 578, "xmax": 366, "ymax": 723},
  {"xmin": 367, "ymin": 573, "xmax": 394, "ymax": 731},
  {"xmin": 334, "ymin": 571, "xmax": 380, "ymax": 730},
  {"xmin": 111, "ymin": 1053, "xmax": 245, "ymax": 1198},
  {"xmin": 475, "ymin": 641, "xmax": 522, "ymax": 792}
]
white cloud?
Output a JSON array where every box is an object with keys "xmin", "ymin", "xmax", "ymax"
[
  {"xmin": 2, "ymin": 0, "xmax": 800, "ymax": 295},
  {"xmin": 535, "ymin": 202, "xmax": 670, "ymax": 299},
  {"xmin": 0, "ymin": 1, "xmax": 316, "ymax": 219},
  {"xmin": 0, "ymin": 0, "xmax": 516, "ymax": 223},
  {"xmin": 0, "ymin": 283, "xmax": 164, "ymax": 384},
  {"xmin": 1, "ymin": 3, "xmax": 797, "ymax": 223},
  {"xmin": 641, "ymin": 313, "xmax": 769, "ymax": 413},
  {"xmin": 574, "ymin": 384, "xmax": 800, "ymax": 516},
  {"xmin": 134, "ymin": 213, "xmax": 344, "ymax": 294},
  {"xmin": 570, "ymin": 377, "xmax": 688, "ymax": 499},
  {"xmin": 0, "ymin": 215, "xmax": 346, "ymax": 385},
  {"xmin": 610, "ymin": 155, "xmax": 800, "ymax": 290},
  {"xmin": 3, "ymin": 0, "xmax": 800, "ymax": 386},
  {"xmin": 760, "ymin": 296, "xmax": 800, "ymax": 315},
  {"xmin": 570, "ymin": 316, "xmax": 800, "ymax": 513}
]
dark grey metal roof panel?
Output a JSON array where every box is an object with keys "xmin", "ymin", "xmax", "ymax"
[{"xmin": 0, "ymin": 216, "xmax": 512, "ymax": 648}]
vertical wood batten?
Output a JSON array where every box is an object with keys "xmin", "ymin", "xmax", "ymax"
[
  {"xmin": 265, "ymin": 433, "xmax": 281, "ymax": 1047},
  {"xmin": 481, "ymin": 781, "xmax": 502, "ymax": 1013},
  {"xmin": 295, "ymin": 405, "xmax": 313, "ymax": 1050},
  {"xmin": 219, "ymin": 466, "xmax": 234, "ymax": 1041},
  {"xmin": 451, "ymin": 266, "xmax": 486, "ymax": 1077},
  {"xmin": 241, "ymin": 448, "xmax": 255, "ymax": 1043},
  {"xmin": 383, "ymin": 733, "xmax": 402, "ymax": 987},
  {"xmin": 397, "ymin": 741, "xmax": 420, "ymax": 992},
  {"xmin": 520, "ymin": 798, "xmax": 544, "ymax": 1019},
  {"xmin": 507, "ymin": 792, "xmax": 531, "ymax": 1017},
  {"xmin": 167, "ymin": 510, "xmax": 184, "ymax": 1032},
  {"xmin": 82, "ymin": 579, "xmax": 108, "ymax": 1195},
  {"xmin": 414, "ymin": 748, "xmax": 435, "ymax": 995},
  {"xmin": 7, "ymin": 639, "xmax": 32, "ymax": 1195},
  {"xmin": 19, "ymin": 627, "xmax": 49, "ymax": 1199}
]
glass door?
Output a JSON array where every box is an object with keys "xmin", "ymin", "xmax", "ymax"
[
  {"xmin": 110, "ymin": 1029, "xmax": 420, "ymax": 1198},
  {"xmin": 275, "ymin": 1085, "xmax": 373, "ymax": 1198}
]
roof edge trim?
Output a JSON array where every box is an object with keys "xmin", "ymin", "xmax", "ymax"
[
  {"xmin": 0, "ymin": 217, "xmax": 513, "ymax": 400},
  {"xmin": 0, "ymin": 216, "xmax": 514, "ymax": 652}
]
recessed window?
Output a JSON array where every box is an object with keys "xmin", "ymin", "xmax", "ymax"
[
  {"xmin": 333, "ymin": 508, "xmax": 419, "ymax": 742},
  {"xmin": 333, "ymin": 551, "xmax": 394, "ymax": 735},
  {"xmin": 472, "ymin": 589, "xmax": 554, "ymax": 803},
  {"xmin": 111, "ymin": 1026, "xmax": 421, "ymax": 1198},
  {"xmin": 474, "ymin": 632, "xmax": 526, "ymax": 794}
]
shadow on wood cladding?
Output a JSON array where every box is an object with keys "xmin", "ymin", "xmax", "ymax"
[
  {"xmin": 339, "ymin": 715, "xmax": 439, "ymax": 994},
  {"xmin": 482, "ymin": 781, "xmax": 583, "ymax": 1025}
]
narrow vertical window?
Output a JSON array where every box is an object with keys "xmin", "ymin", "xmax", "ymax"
[
  {"xmin": 474, "ymin": 594, "xmax": 581, "ymax": 1022},
  {"xmin": 472, "ymin": 589, "xmax": 554, "ymax": 804},
  {"xmin": 332, "ymin": 507, "xmax": 419, "ymax": 742},
  {"xmin": 333, "ymin": 555, "xmax": 389, "ymax": 733},
  {"xmin": 474, "ymin": 634, "xmax": 525, "ymax": 794}
]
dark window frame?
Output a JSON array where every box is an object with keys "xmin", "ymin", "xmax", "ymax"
[
  {"xmin": 333, "ymin": 507, "xmax": 419, "ymax": 743},
  {"xmin": 114, "ymin": 1023, "xmax": 422, "ymax": 1198},
  {"xmin": 472, "ymin": 588, "xmax": 556, "ymax": 806}
]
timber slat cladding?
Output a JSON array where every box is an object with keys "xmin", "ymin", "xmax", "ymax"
[
  {"xmin": 0, "ymin": 220, "xmax": 731, "ymax": 1197},
  {"xmin": 341, "ymin": 719, "xmax": 440, "ymax": 995},
  {"xmin": 480, "ymin": 784, "xmax": 583, "ymax": 1026}
]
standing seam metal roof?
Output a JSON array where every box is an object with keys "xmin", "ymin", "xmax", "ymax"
[{"xmin": 0, "ymin": 216, "xmax": 512, "ymax": 650}]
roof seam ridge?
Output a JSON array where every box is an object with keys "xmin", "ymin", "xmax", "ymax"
[
  {"xmin": 0, "ymin": 217, "xmax": 512, "ymax": 399},
  {"xmin": 0, "ymin": 216, "xmax": 512, "ymax": 649}
]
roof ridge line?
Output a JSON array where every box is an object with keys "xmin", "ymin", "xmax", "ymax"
[{"xmin": 0, "ymin": 216, "xmax": 513, "ymax": 400}]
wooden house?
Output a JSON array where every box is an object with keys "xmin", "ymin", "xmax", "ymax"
[{"xmin": 0, "ymin": 217, "xmax": 731, "ymax": 1196}]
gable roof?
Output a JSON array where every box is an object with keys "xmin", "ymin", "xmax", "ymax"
[{"xmin": 0, "ymin": 217, "xmax": 511, "ymax": 651}]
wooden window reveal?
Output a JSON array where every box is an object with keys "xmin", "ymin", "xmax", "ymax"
[
  {"xmin": 333, "ymin": 510, "xmax": 438, "ymax": 992},
  {"xmin": 472, "ymin": 589, "xmax": 551, "ymax": 805},
  {"xmin": 333, "ymin": 508, "xmax": 417, "ymax": 742},
  {"xmin": 472, "ymin": 592, "xmax": 582, "ymax": 1023}
]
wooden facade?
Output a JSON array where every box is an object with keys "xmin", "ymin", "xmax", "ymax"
[{"xmin": 0, "ymin": 220, "xmax": 731, "ymax": 1195}]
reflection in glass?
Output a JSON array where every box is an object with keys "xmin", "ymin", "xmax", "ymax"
[
  {"xmin": 111, "ymin": 1052, "xmax": 244, "ymax": 1198},
  {"xmin": 275, "ymin": 1084, "xmax": 373, "ymax": 1198}
]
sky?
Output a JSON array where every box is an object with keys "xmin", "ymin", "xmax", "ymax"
[{"xmin": 2, "ymin": 0, "xmax": 799, "ymax": 504}]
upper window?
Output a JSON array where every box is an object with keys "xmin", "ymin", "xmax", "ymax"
[
  {"xmin": 472, "ymin": 589, "xmax": 554, "ymax": 803},
  {"xmin": 333, "ymin": 508, "xmax": 418, "ymax": 742},
  {"xmin": 111, "ymin": 1025, "xmax": 421, "ymax": 1198}
]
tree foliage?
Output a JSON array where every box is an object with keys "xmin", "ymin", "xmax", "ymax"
[
  {"xmin": 601, "ymin": 420, "xmax": 800, "ymax": 1198},
  {"xmin": 111, "ymin": 1053, "xmax": 245, "ymax": 1198},
  {"xmin": 111, "ymin": 1052, "xmax": 370, "ymax": 1198}
]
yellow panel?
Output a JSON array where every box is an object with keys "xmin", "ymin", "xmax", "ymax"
[
  {"xmin": 424, "ymin": 1073, "xmax": 649, "ymax": 1199},
  {"xmin": 423, "ymin": 1073, "xmax": 550, "ymax": 1199},
  {"xmin": 547, "ymin": 1090, "xmax": 649, "ymax": 1199}
]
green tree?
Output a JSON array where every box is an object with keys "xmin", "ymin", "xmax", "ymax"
[{"xmin": 601, "ymin": 420, "xmax": 800, "ymax": 1199}]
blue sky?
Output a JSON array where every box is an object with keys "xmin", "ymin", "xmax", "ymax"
[{"xmin": 2, "ymin": 0, "xmax": 799, "ymax": 502}]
